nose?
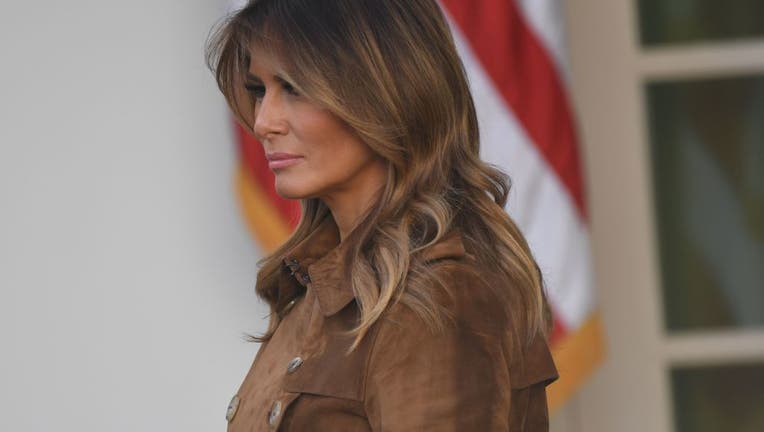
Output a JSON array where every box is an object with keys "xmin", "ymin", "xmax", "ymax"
[{"xmin": 252, "ymin": 91, "xmax": 288, "ymax": 141}]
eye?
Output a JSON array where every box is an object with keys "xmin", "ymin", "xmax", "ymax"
[
  {"xmin": 282, "ymin": 82, "xmax": 300, "ymax": 96},
  {"xmin": 244, "ymin": 83, "xmax": 265, "ymax": 100}
]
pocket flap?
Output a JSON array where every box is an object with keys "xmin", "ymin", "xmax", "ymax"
[{"xmin": 282, "ymin": 327, "xmax": 376, "ymax": 401}]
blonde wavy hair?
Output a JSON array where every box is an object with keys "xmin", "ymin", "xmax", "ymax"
[{"xmin": 206, "ymin": 0, "xmax": 553, "ymax": 351}]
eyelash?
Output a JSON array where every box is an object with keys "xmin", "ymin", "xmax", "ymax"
[{"xmin": 244, "ymin": 82, "xmax": 299, "ymax": 100}]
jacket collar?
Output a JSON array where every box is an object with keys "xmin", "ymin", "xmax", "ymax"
[{"xmin": 280, "ymin": 213, "xmax": 466, "ymax": 317}]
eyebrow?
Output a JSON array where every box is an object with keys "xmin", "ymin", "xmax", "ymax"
[{"xmin": 245, "ymin": 72, "xmax": 291, "ymax": 84}]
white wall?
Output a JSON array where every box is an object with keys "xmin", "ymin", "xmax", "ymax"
[{"xmin": 0, "ymin": 2, "xmax": 269, "ymax": 430}]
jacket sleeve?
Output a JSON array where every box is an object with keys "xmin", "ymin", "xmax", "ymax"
[{"xmin": 362, "ymin": 264, "xmax": 558, "ymax": 432}]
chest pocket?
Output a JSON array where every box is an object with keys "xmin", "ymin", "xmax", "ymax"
[
  {"xmin": 280, "ymin": 303, "xmax": 380, "ymax": 403},
  {"xmin": 274, "ymin": 345, "xmax": 373, "ymax": 431}
]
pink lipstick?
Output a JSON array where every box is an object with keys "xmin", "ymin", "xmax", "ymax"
[{"xmin": 266, "ymin": 152, "xmax": 304, "ymax": 170}]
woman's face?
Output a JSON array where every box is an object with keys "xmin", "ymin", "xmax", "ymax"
[{"xmin": 246, "ymin": 52, "xmax": 385, "ymax": 202}]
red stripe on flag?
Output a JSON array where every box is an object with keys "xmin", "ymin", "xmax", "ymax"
[
  {"xmin": 234, "ymin": 123, "xmax": 301, "ymax": 228},
  {"xmin": 440, "ymin": 0, "xmax": 587, "ymax": 220}
]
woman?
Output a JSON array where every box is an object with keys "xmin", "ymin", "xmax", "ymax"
[{"xmin": 207, "ymin": 0, "xmax": 559, "ymax": 430}]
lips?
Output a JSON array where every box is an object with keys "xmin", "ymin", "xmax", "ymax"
[
  {"xmin": 267, "ymin": 152, "xmax": 302, "ymax": 160},
  {"xmin": 266, "ymin": 152, "xmax": 304, "ymax": 170}
]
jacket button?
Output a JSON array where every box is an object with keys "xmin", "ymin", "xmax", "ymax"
[
  {"xmin": 268, "ymin": 400, "xmax": 282, "ymax": 428},
  {"xmin": 278, "ymin": 299, "xmax": 297, "ymax": 319},
  {"xmin": 287, "ymin": 356, "xmax": 303, "ymax": 374},
  {"xmin": 225, "ymin": 394, "xmax": 240, "ymax": 422}
]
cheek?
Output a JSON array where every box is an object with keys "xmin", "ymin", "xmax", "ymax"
[
  {"xmin": 297, "ymin": 110, "xmax": 373, "ymax": 172},
  {"xmin": 310, "ymin": 134, "xmax": 370, "ymax": 169},
  {"xmin": 275, "ymin": 111, "xmax": 375, "ymax": 198}
]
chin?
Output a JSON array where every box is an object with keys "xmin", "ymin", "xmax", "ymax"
[{"xmin": 273, "ymin": 177, "xmax": 314, "ymax": 201}]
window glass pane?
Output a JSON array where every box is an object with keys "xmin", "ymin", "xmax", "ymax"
[
  {"xmin": 646, "ymin": 74, "xmax": 764, "ymax": 332},
  {"xmin": 671, "ymin": 362, "xmax": 764, "ymax": 432},
  {"xmin": 638, "ymin": 0, "xmax": 764, "ymax": 46}
]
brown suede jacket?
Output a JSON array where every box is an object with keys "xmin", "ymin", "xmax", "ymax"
[{"xmin": 226, "ymin": 214, "xmax": 559, "ymax": 431}]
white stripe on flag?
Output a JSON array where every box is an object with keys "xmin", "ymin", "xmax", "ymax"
[{"xmin": 515, "ymin": 0, "xmax": 571, "ymax": 83}]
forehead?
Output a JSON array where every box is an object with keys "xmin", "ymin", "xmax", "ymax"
[{"xmin": 246, "ymin": 40, "xmax": 289, "ymax": 78}]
